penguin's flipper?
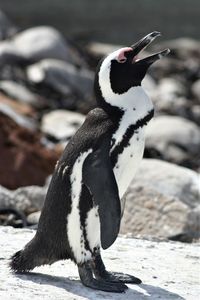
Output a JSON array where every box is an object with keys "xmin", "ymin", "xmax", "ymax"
[{"xmin": 83, "ymin": 136, "xmax": 121, "ymax": 250}]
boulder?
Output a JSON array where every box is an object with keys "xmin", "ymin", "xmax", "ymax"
[
  {"xmin": 0, "ymin": 226, "xmax": 199, "ymax": 300},
  {"xmin": 121, "ymin": 159, "xmax": 200, "ymax": 241},
  {"xmin": 27, "ymin": 59, "xmax": 94, "ymax": 111},
  {"xmin": 0, "ymin": 185, "xmax": 46, "ymax": 215},
  {"xmin": 145, "ymin": 115, "xmax": 200, "ymax": 169},
  {"xmin": 41, "ymin": 109, "xmax": 85, "ymax": 143},
  {"xmin": 0, "ymin": 26, "xmax": 84, "ymax": 65}
]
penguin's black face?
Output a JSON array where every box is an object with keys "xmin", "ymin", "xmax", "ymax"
[
  {"xmin": 109, "ymin": 31, "xmax": 170, "ymax": 94},
  {"xmin": 99, "ymin": 31, "xmax": 169, "ymax": 95}
]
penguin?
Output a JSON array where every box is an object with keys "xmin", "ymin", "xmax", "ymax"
[{"xmin": 10, "ymin": 32, "xmax": 170, "ymax": 293}]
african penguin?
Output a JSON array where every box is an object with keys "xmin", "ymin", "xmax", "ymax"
[{"xmin": 10, "ymin": 32, "xmax": 170, "ymax": 293}]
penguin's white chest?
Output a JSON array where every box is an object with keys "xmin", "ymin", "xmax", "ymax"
[{"xmin": 112, "ymin": 127, "xmax": 146, "ymax": 199}]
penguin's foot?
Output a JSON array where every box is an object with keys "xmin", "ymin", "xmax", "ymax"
[
  {"xmin": 78, "ymin": 262, "xmax": 128, "ymax": 293},
  {"xmin": 93, "ymin": 254, "xmax": 142, "ymax": 284},
  {"xmin": 96, "ymin": 270, "xmax": 142, "ymax": 284}
]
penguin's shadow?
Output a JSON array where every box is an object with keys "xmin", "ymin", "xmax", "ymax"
[{"xmin": 16, "ymin": 272, "xmax": 185, "ymax": 300}]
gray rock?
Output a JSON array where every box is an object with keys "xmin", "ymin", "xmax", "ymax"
[
  {"xmin": 0, "ymin": 185, "xmax": 47, "ymax": 214},
  {"xmin": 41, "ymin": 109, "xmax": 85, "ymax": 141},
  {"xmin": 145, "ymin": 115, "xmax": 200, "ymax": 166},
  {"xmin": 12, "ymin": 186, "xmax": 47, "ymax": 213},
  {"xmin": 1, "ymin": 226, "xmax": 199, "ymax": 299},
  {"xmin": 27, "ymin": 59, "xmax": 94, "ymax": 99},
  {"xmin": 0, "ymin": 26, "xmax": 85, "ymax": 67},
  {"xmin": 0, "ymin": 185, "xmax": 13, "ymax": 208},
  {"xmin": 121, "ymin": 159, "xmax": 200, "ymax": 240},
  {"xmin": 0, "ymin": 80, "xmax": 47, "ymax": 108},
  {"xmin": 191, "ymin": 79, "xmax": 200, "ymax": 103},
  {"xmin": 0, "ymin": 10, "xmax": 17, "ymax": 40},
  {"xmin": 149, "ymin": 78, "xmax": 193, "ymax": 120}
]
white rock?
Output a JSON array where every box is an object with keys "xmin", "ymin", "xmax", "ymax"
[
  {"xmin": 0, "ymin": 226, "xmax": 199, "ymax": 300},
  {"xmin": 0, "ymin": 26, "xmax": 84, "ymax": 66},
  {"xmin": 121, "ymin": 159, "xmax": 200, "ymax": 239},
  {"xmin": 27, "ymin": 211, "xmax": 41, "ymax": 225},
  {"xmin": 41, "ymin": 110, "xmax": 85, "ymax": 141},
  {"xmin": 145, "ymin": 115, "xmax": 200, "ymax": 162}
]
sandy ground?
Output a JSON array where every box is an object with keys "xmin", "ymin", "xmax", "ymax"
[{"xmin": 0, "ymin": 226, "xmax": 199, "ymax": 300}]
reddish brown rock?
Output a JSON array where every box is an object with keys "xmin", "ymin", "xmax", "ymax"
[{"xmin": 0, "ymin": 112, "xmax": 60, "ymax": 189}]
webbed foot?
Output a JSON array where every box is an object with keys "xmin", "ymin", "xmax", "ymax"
[
  {"xmin": 78, "ymin": 261, "xmax": 128, "ymax": 293},
  {"xmin": 93, "ymin": 253, "xmax": 142, "ymax": 284}
]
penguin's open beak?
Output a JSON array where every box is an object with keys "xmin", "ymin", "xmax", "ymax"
[{"xmin": 130, "ymin": 31, "xmax": 170, "ymax": 65}]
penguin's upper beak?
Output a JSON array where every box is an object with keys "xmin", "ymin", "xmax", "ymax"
[{"xmin": 129, "ymin": 31, "xmax": 170, "ymax": 65}]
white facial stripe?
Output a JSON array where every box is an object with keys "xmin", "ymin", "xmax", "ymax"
[{"xmin": 67, "ymin": 149, "xmax": 92, "ymax": 263}]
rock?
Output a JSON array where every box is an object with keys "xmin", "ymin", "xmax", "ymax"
[
  {"xmin": 27, "ymin": 59, "xmax": 94, "ymax": 111},
  {"xmin": 0, "ymin": 10, "xmax": 17, "ymax": 40},
  {"xmin": 145, "ymin": 115, "xmax": 200, "ymax": 169},
  {"xmin": 41, "ymin": 109, "xmax": 85, "ymax": 142},
  {"xmin": 121, "ymin": 159, "xmax": 200, "ymax": 241},
  {"xmin": 0, "ymin": 184, "xmax": 46, "ymax": 216},
  {"xmin": 0, "ymin": 112, "xmax": 60, "ymax": 189},
  {"xmin": 0, "ymin": 80, "xmax": 48, "ymax": 108},
  {"xmin": 153, "ymin": 78, "xmax": 186, "ymax": 99},
  {"xmin": 150, "ymin": 78, "xmax": 188, "ymax": 114},
  {"xmin": 27, "ymin": 211, "xmax": 41, "ymax": 225},
  {"xmin": 191, "ymin": 79, "xmax": 200, "ymax": 103},
  {"xmin": 0, "ymin": 26, "xmax": 85, "ymax": 67},
  {"xmin": 12, "ymin": 186, "xmax": 47, "ymax": 213},
  {"xmin": 0, "ymin": 226, "xmax": 199, "ymax": 300}
]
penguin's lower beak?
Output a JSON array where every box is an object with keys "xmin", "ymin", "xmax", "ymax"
[{"xmin": 130, "ymin": 31, "xmax": 170, "ymax": 65}]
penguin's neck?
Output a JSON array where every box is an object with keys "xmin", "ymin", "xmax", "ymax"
[{"xmin": 96, "ymin": 83, "xmax": 154, "ymax": 126}]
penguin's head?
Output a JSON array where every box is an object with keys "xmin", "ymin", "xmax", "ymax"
[{"xmin": 95, "ymin": 31, "xmax": 170, "ymax": 111}]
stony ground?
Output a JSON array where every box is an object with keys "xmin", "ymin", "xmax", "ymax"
[{"xmin": 0, "ymin": 226, "xmax": 199, "ymax": 300}]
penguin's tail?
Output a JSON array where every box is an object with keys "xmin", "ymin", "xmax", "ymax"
[
  {"xmin": 10, "ymin": 238, "xmax": 50, "ymax": 273},
  {"xmin": 10, "ymin": 249, "xmax": 34, "ymax": 273}
]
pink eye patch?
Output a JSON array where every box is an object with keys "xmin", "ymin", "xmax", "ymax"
[{"xmin": 117, "ymin": 47, "xmax": 133, "ymax": 62}]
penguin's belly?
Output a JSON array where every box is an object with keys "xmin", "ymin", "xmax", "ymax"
[
  {"xmin": 113, "ymin": 127, "xmax": 145, "ymax": 199},
  {"xmin": 67, "ymin": 149, "xmax": 101, "ymax": 264}
]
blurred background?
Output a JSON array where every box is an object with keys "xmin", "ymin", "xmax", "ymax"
[{"xmin": 0, "ymin": 1, "xmax": 199, "ymax": 243}]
